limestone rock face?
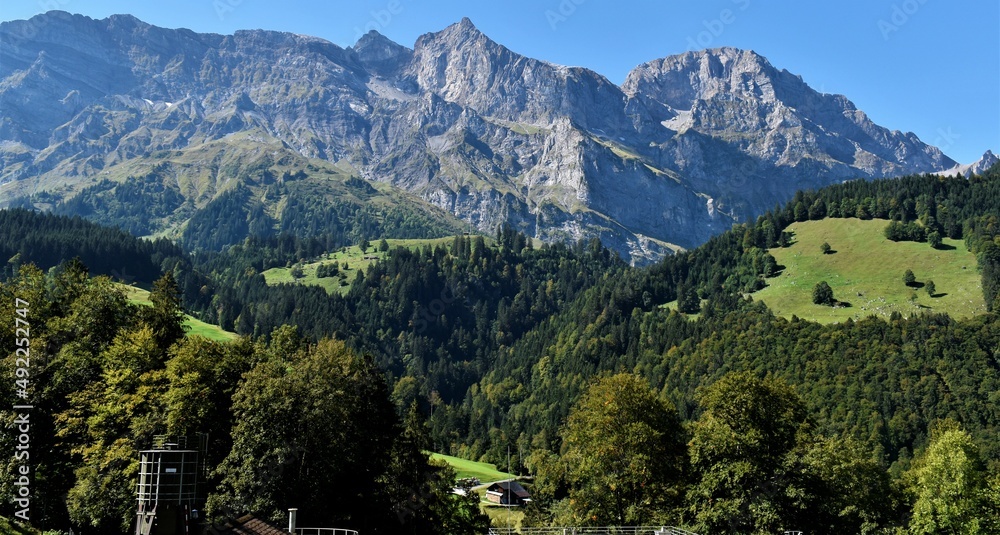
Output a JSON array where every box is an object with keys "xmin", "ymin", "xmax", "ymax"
[
  {"xmin": 935, "ymin": 150, "xmax": 999, "ymax": 178},
  {"xmin": 0, "ymin": 13, "xmax": 958, "ymax": 263},
  {"xmin": 622, "ymin": 47, "xmax": 956, "ymax": 224}
]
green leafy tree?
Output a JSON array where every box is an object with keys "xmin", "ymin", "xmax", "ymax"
[
  {"xmin": 904, "ymin": 269, "xmax": 917, "ymax": 287},
  {"xmin": 208, "ymin": 336, "xmax": 392, "ymax": 525},
  {"xmin": 980, "ymin": 241, "xmax": 1000, "ymax": 311},
  {"xmin": 208, "ymin": 333, "xmax": 469, "ymax": 532},
  {"xmin": 907, "ymin": 427, "xmax": 992, "ymax": 534},
  {"xmin": 379, "ymin": 238, "xmax": 390, "ymax": 252},
  {"xmin": 1, "ymin": 263, "xmax": 142, "ymax": 529},
  {"xmin": 796, "ymin": 436, "xmax": 902, "ymax": 534},
  {"xmin": 163, "ymin": 336, "xmax": 255, "ymax": 460},
  {"xmin": 62, "ymin": 326, "xmax": 169, "ymax": 533},
  {"xmin": 778, "ymin": 231, "xmax": 792, "ymax": 247},
  {"xmin": 856, "ymin": 202, "xmax": 871, "ymax": 220},
  {"xmin": 821, "ymin": 242, "xmax": 832, "ymax": 254},
  {"xmin": 382, "ymin": 404, "xmax": 491, "ymax": 533},
  {"xmin": 926, "ymin": 280, "xmax": 936, "ymax": 297},
  {"xmin": 928, "ymin": 230, "xmax": 942, "ymax": 249},
  {"xmin": 688, "ymin": 372, "xmax": 808, "ymax": 534},
  {"xmin": 813, "ymin": 281, "xmax": 834, "ymax": 305},
  {"xmin": 422, "ymin": 461, "xmax": 492, "ymax": 534},
  {"xmin": 983, "ymin": 472, "xmax": 1000, "ymax": 533},
  {"xmin": 559, "ymin": 374, "xmax": 688, "ymax": 525}
]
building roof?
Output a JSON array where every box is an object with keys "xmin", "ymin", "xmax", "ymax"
[
  {"xmin": 206, "ymin": 513, "xmax": 291, "ymax": 535},
  {"xmin": 486, "ymin": 480, "xmax": 530, "ymax": 499}
]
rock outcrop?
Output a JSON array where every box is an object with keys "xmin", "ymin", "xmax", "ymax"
[{"xmin": 0, "ymin": 12, "xmax": 960, "ymax": 263}]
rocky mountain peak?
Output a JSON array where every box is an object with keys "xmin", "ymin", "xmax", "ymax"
[
  {"xmin": 103, "ymin": 12, "xmax": 149, "ymax": 31},
  {"xmin": 456, "ymin": 16, "xmax": 477, "ymax": 31},
  {"xmin": 415, "ymin": 16, "xmax": 490, "ymax": 51},
  {"xmin": 407, "ymin": 19, "xmax": 635, "ymax": 135},
  {"xmin": 623, "ymin": 44, "xmax": 954, "ymax": 179},
  {"xmin": 408, "ymin": 17, "xmax": 543, "ymax": 120},
  {"xmin": 352, "ymin": 30, "xmax": 411, "ymax": 76},
  {"xmin": 354, "ymin": 30, "xmax": 407, "ymax": 58},
  {"xmin": 0, "ymin": 14, "xmax": 962, "ymax": 264},
  {"xmin": 936, "ymin": 149, "xmax": 999, "ymax": 177},
  {"xmin": 623, "ymin": 47, "xmax": 792, "ymax": 111}
]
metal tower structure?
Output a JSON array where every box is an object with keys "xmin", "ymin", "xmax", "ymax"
[{"xmin": 135, "ymin": 435, "xmax": 207, "ymax": 535}]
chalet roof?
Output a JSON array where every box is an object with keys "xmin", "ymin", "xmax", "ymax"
[
  {"xmin": 486, "ymin": 480, "xmax": 530, "ymax": 499},
  {"xmin": 206, "ymin": 513, "xmax": 291, "ymax": 535}
]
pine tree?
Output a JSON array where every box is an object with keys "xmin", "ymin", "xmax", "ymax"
[{"xmin": 142, "ymin": 272, "xmax": 187, "ymax": 350}]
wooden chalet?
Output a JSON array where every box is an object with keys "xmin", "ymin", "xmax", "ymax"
[{"xmin": 485, "ymin": 480, "xmax": 531, "ymax": 506}]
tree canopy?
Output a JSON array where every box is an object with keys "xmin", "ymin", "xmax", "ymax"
[{"xmin": 558, "ymin": 374, "xmax": 687, "ymax": 524}]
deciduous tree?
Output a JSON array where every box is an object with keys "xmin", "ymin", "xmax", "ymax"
[
  {"xmin": 812, "ymin": 281, "xmax": 834, "ymax": 305},
  {"xmin": 907, "ymin": 427, "xmax": 992, "ymax": 534},
  {"xmin": 688, "ymin": 372, "xmax": 808, "ymax": 534},
  {"xmin": 560, "ymin": 374, "xmax": 687, "ymax": 525}
]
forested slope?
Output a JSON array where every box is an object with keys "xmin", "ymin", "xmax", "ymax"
[
  {"xmin": 0, "ymin": 265, "xmax": 488, "ymax": 533},
  {"xmin": 2, "ymin": 164, "xmax": 1000, "ymax": 532},
  {"xmin": 460, "ymin": 165, "xmax": 1000, "ymax": 468}
]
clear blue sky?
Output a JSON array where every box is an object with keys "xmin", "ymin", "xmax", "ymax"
[{"xmin": 3, "ymin": 0, "xmax": 998, "ymax": 163}]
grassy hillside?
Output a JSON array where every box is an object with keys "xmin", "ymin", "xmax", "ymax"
[
  {"xmin": 19, "ymin": 130, "xmax": 468, "ymax": 249},
  {"xmin": 121, "ymin": 284, "xmax": 239, "ymax": 341},
  {"xmin": 262, "ymin": 237, "xmax": 468, "ymax": 295},
  {"xmin": 482, "ymin": 501, "xmax": 525, "ymax": 530},
  {"xmin": 429, "ymin": 452, "xmax": 515, "ymax": 483},
  {"xmin": 429, "ymin": 452, "xmax": 524, "ymax": 528},
  {"xmin": 752, "ymin": 218, "xmax": 985, "ymax": 323}
]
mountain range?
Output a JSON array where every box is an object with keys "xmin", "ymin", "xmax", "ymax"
[
  {"xmin": 0, "ymin": 11, "xmax": 975, "ymax": 263},
  {"xmin": 937, "ymin": 149, "xmax": 998, "ymax": 177}
]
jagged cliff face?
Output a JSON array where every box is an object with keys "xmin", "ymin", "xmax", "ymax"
[
  {"xmin": 0, "ymin": 12, "xmax": 957, "ymax": 263},
  {"xmin": 622, "ymin": 48, "xmax": 955, "ymax": 221},
  {"xmin": 936, "ymin": 150, "xmax": 999, "ymax": 177}
]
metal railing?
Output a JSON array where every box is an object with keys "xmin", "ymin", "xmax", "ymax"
[
  {"xmin": 296, "ymin": 529, "xmax": 359, "ymax": 535},
  {"xmin": 488, "ymin": 527, "xmax": 698, "ymax": 535}
]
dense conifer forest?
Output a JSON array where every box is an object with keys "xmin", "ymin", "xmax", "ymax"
[{"xmin": 2, "ymin": 164, "xmax": 1000, "ymax": 533}]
